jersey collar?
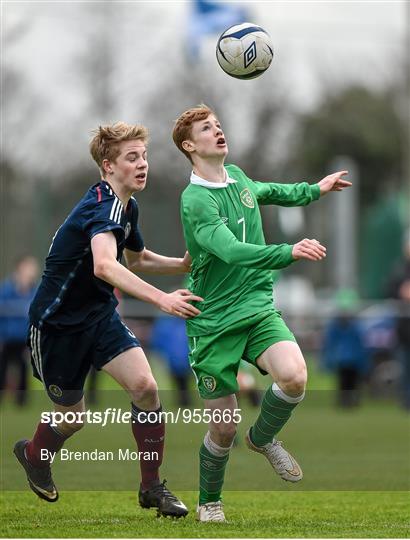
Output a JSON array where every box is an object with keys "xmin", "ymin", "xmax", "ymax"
[
  {"xmin": 101, "ymin": 180, "xmax": 114, "ymax": 194},
  {"xmin": 190, "ymin": 169, "xmax": 237, "ymax": 189}
]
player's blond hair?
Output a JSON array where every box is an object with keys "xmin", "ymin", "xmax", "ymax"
[
  {"xmin": 172, "ymin": 104, "xmax": 216, "ymax": 162},
  {"xmin": 89, "ymin": 122, "xmax": 149, "ymax": 174}
]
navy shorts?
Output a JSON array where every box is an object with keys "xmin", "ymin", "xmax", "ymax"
[{"xmin": 27, "ymin": 310, "xmax": 140, "ymax": 406}]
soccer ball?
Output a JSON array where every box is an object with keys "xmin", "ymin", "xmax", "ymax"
[{"xmin": 216, "ymin": 22, "xmax": 273, "ymax": 80}]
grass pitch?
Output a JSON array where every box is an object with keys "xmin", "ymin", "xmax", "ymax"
[
  {"xmin": 1, "ymin": 490, "xmax": 409, "ymax": 537},
  {"xmin": 1, "ymin": 359, "xmax": 409, "ymax": 537}
]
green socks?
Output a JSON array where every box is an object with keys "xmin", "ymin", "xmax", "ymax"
[
  {"xmin": 198, "ymin": 384, "xmax": 304, "ymax": 503},
  {"xmin": 250, "ymin": 383, "xmax": 304, "ymax": 447},
  {"xmin": 199, "ymin": 432, "xmax": 231, "ymax": 504}
]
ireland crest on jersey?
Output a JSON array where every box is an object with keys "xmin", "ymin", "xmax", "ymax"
[
  {"xmin": 202, "ymin": 376, "xmax": 216, "ymax": 393},
  {"xmin": 240, "ymin": 188, "xmax": 255, "ymax": 208}
]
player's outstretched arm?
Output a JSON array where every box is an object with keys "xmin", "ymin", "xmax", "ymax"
[
  {"xmin": 317, "ymin": 170, "xmax": 352, "ymax": 196},
  {"xmin": 237, "ymin": 166, "xmax": 350, "ymax": 207},
  {"xmin": 91, "ymin": 232, "xmax": 202, "ymax": 319},
  {"xmin": 124, "ymin": 248, "xmax": 191, "ymax": 275},
  {"xmin": 291, "ymin": 238, "xmax": 326, "ymax": 261}
]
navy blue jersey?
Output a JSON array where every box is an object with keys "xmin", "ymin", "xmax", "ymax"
[{"xmin": 29, "ymin": 180, "xmax": 144, "ymax": 333}]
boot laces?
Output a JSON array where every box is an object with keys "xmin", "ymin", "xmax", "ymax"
[
  {"xmin": 265, "ymin": 440, "xmax": 290, "ymax": 468},
  {"xmin": 151, "ymin": 479, "xmax": 179, "ymax": 502},
  {"xmin": 204, "ymin": 501, "xmax": 224, "ymax": 519},
  {"xmin": 26, "ymin": 453, "xmax": 53, "ymax": 486}
]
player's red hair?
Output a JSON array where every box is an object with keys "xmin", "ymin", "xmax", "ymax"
[{"xmin": 173, "ymin": 104, "xmax": 216, "ymax": 162}]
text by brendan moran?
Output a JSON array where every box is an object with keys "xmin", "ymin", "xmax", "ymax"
[{"xmin": 41, "ymin": 449, "xmax": 159, "ymax": 463}]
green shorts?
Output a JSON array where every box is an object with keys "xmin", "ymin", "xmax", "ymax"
[{"xmin": 188, "ymin": 310, "xmax": 296, "ymax": 399}]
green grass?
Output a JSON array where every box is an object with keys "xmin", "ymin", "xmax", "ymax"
[
  {"xmin": 1, "ymin": 357, "xmax": 409, "ymax": 537},
  {"xmin": 1, "ymin": 490, "xmax": 409, "ymax": 537},
  {"xmin": 2, "ymin": 386, "xmax": 409, "ymax": 492}
]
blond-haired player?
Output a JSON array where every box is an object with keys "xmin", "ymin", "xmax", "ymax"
[{"xmin": 14, "ymin": 122, "xmax": 202, "ymax": 518}]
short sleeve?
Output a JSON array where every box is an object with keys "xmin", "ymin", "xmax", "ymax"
[
  {"xmin": 83, "ymin": 195, "xmax": 125, "ymax": 241},
  {"xmin": 124, "ymin": 197, "xmax": 144, "ymax": 252}
]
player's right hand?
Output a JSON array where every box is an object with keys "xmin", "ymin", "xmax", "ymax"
[
  {"xmin": 292, "ymin": 238, "xmax": 326, "ymax": 261},
  {"xmin": 159, "ymin": 289, "xmax": 203, "ymax": 319}
]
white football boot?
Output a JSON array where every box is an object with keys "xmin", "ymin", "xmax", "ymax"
[
  {"xmin": 196, "ymin": 501, "xmax": 226, "ymax": 522},
  {"xmin": 245, "ymin": 429, "xmax": 303, "ymax": 482}
]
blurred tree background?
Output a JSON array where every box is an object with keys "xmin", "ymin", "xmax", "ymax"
[{"xmin": 288, "ymin": 84, "xmax": 407, "ymax": 298}]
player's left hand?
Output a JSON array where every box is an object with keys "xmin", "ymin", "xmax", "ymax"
[
  {"xmin": 181, "ymin": 251, "xmax": 192, "ymax": 272},
  {"xmin": 318, "ymin": 170, "xmax": 352, "ymax": 196}
]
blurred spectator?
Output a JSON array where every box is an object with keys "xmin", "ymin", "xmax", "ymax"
[
  {"xmin": 0, "ymin": 255, "xmax": 39, "ymax": 405},
  {"xmin": 387, "ymin": 229, "xmax": 410, "ymax": 410},
  {"xmin": 237, "ymin": 360, "xmax": 261, "ymax": 407},
  {"xmin": 150, "ymin": 315, "xmax": 192, "ymax": 407},
  {"xmin": 359, "ymin": 304, "xmax": 398, "ymax": 399},
  {"xmin": 321, "ymin": 289, "xmax": 369, "ymax": 408}
]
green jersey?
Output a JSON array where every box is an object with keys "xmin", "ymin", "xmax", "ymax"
[{"xmin": 180, "ymin": 164, "xmax": 321, "ymax": 337}]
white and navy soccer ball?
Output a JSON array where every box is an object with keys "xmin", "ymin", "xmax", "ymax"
[{"xmin": 216, "ymin": 22, "xmax": 273, "ymax": 80}]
